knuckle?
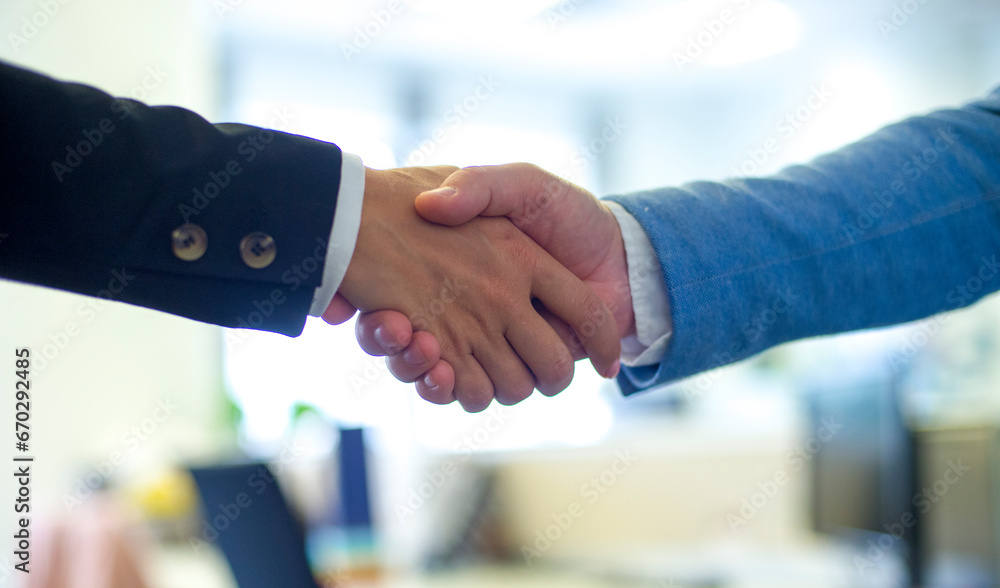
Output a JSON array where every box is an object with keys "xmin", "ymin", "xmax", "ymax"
[
  {"xmin": 418, "ymin": 385, "xmax": 453, "ymax": 405},
  {"xmin": 459, "ymin": 389, "xmax": 493, "ymax": 413},
  {"xmin": 386, "ymin": 357, "xmax": 418, "ymax": 383},
  {"xmin": 457, "ymin": 165, "xmax": 489, "ymax": 184},
  {"xmin": 552, "ymin": 353, "xmax": 575, "ymax": 385},
  {"xmin": 499, "ymin": 235, "xmax": 539, "ymax": 274},
  {"xmin": 482, "ymin": 275, "xmax": 522, "ymax": 315},
  {"xmin": 566, "ymin": 332, "xmax": 586, "ymax": 357},
  {"xmin": 495, "ymin": 378, "xmax": 534, "ymax": 406},
  {"xmin": 577, "ymin": 292, "xmax": 608, "ymax": 340},
  {"xmin": 512, "ymin": 162, "xmax": 542, "ymax": 176},
  {"xmin": 539, "ymin": 354, "xmax": 574, "ymax": 397}
]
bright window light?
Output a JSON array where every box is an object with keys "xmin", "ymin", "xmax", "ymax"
[
  {"xmin": 225, "ymin": 319, "xmax": 616, "ymax": 456},
  {"xmin": 236, "ymin": 101, "xmax": 398, "ymax": 169},
  {"xmin": 391, "ymin": 1, "xmax": 802, "ymax": 76},
  {"xmin": 405, "ymin": 0, "xmax": 562, "ymax": 22},
  {"xmin": 412, "ymin": 362, "xmax": 616, "ymax": 452},
  {"xmin": 412, "ymin": 121, "xmax": 580, "ymax": 172},
  {"xmin": 700, "ymin": 1, "xmax": 802, "ymax": 67},
  {"xmin": 224, "ymin": 317, "xmax": 417, "ymax": 455},
  {"xmin": 781, "ymin": 64, "xmax": 897, "ymax": 164}
]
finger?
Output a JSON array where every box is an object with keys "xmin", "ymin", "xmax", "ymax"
[
  {"xmin": 531, "ymin": 258, "xmax": 621, "ymax": 378},
  {"xmin": 417, "ymin": 163, "xmax": 594, "ymax": 262},
  {"xmin": 505, "ymin": 309, "xmax": 575, "ymax": 397},
  {"xmin": 415, "ymin": 361, "xmax": 456, "ymax": 406},
  {"xmin": 448, "ymin": 352, "xmax": 495, "ymax": 413},
  {"xmin": 322, "ymin": 293, "xmax": 358, "ymax": 325},
  {"xmin": 472, "ymin": 340, "xmax": 537, "ymax": 406},
  {"xmin": 414, "ymin": 168, "xmax": 494, "ymax": 226},
  {"xmin": 385, "ymin": 331, "xmax": 441, "ymax": 383},
  {"xmin": 533, "ymin": 300, "xmax": 589, "ymax": 362},
  {"xmin": 355, "ymin": 310, "xmax": 413, "ymax": 356},
  {"xmin": 415, "ymin": 163, "xmax": 556, "ymax": 226}
]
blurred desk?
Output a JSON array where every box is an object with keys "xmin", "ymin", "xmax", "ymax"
[
  {"xmin": 148, "ymin": 544, "xmax": 236, "ymax": 588},
  {"xmin": 148, "ymin": 541, "xmax": 874, "ymax": 588},
  {"xmin": 146, "ymin": 551, "xmax": 651, "ymax": 588},
  {"xmin": 147, "ymin": 550, "xmax": 655, "ymax": 588},
  {"xmin": 147, "ymin": 556, "xmax": 669, "ymax": 588}
]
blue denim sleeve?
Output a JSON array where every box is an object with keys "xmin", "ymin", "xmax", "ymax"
[{"xmin": 605, "ymin": 86, "xmax": 1000, "ymax": 395}]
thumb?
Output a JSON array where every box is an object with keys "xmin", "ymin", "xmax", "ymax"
[{"xmin": 414, "ymin": 163, "xmax": 554, "ymax": 226}]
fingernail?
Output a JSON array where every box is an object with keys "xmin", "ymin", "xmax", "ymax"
[
  {"xmin": 404, "ymin": 345, "xmax": 425, "ymax": 366},
  {"xmin": 374, "ymin": 326, "xmax": 399, "ymax": 354},
  {"xmin": 605, "ymin": 360, "xmax": 621, "ymax": 379},
  {"xmin": 423, "ymin": 187, "xmax": 456, "ymax": 198},
  {"xmin": 423, "ymin": 372, "xmax": 439, "ymax": 390}
]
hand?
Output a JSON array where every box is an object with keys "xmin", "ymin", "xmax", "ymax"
[
  {"xmin": 333, "ymin": 165, "xmax": 622, "ymax": 412},
  {"xmin": 348, "ymin": 163, "xmax": 635, "ymax": 400}
]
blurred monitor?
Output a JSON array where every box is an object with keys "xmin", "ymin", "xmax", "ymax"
[{"xmin": 190, "ymin": 463, "xmax": 321, "ymax": 588}]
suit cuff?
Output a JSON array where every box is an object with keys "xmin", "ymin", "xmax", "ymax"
[
  {"xmin": 604, "ymin": 200, "xmax": 673, "ymax": 366},
  {"xmin": 308, "ymin": 153, "xmax": 365, "ymax": 316}
]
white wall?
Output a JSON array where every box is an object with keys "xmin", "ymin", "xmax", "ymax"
[{"xmin": 0, "ymin": 0, "xmax": 232, "ymax": 525}]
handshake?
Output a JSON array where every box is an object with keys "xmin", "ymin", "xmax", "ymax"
[
  {"xmin": 325, "ymin": 163, "xmax": 638, "ymax": 413},
  {"xmin": 6, "ymin": 61, "xmax": 995, "ymax": 414}
]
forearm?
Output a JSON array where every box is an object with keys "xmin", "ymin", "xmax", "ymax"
[
  {"xmin": 607, "ymin": 86, "xmax": 1000, "ymax": 394},
  {"xmin": 0, "ymin": 61, "xmax": 345, "ymax": 335}
]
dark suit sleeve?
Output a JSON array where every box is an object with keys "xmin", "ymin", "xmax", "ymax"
[{"xmin": 0, "ymin": 61, "xmax": 343, "ymax": 336}]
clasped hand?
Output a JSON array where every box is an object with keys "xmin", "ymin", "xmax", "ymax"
[{"xmin": 331, "ymin": 164, "xmax": 634, "ymax": 412}]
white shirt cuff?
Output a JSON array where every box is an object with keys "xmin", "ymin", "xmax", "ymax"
[
  {"xmin": 604, "ymin": 200, "xmax": 673, "ymax": 367},
  {"xmin": 308, "ymin": 152, "xmax": 365, "ymax": 316}
]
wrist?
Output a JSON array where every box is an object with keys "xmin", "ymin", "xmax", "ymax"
[
  {"xmin": 603, "ymin": 199, "xmax": 670, "ymax": 356},
  {"xmin": 612, "ymin": 237, "xmax": 636, "ymax": 340},
  {"xmin": 309, "ymin": 153, "xmax": 366, "ymax": 316},
  {"xmin": 339, "ymin": 167, "xmax": 391, "ymax": 303}
]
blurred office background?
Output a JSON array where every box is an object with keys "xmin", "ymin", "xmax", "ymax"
[{"xmin": 1, "ymin": 0, "xmax": 1000, "ymax": 586}]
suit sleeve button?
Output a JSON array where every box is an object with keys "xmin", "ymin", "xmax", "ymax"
[
  {"xmin": 239, "ymin": 232, "xmax": 277, "ymax": 269},
  {"xmin": 171, "ymin": 224, "xmax": 208, "ymax": 261}
]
